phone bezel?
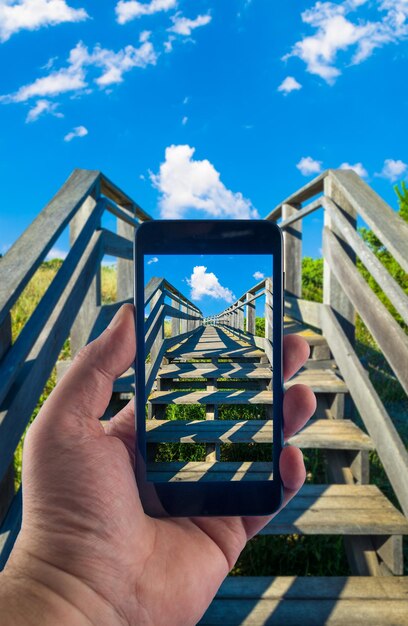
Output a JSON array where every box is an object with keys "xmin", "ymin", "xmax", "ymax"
[{"xmin": 134, "ymin": 220, "xmax": 283, "ymax": 517}]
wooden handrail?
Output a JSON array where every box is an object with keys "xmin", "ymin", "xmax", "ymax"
[
  {"xmin": 0, "ymin": 169, "xmax": 100, "ymax": 327},
  {"xmin": 321, "ymin": 305, "xmax": 408, "ymax": 518},
  {"xmin": 323, "ymin": 227, "xmax": 408, "ymax": 395}
]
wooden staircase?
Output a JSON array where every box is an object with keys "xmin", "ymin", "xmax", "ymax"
[{"xmin": 1, "ymin": 167, "xmax": 408, "ymax": 624}]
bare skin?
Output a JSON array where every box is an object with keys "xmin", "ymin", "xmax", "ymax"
[{"xmin": 0, "ymin": 304, "xmax": 316, "ymax": 626}]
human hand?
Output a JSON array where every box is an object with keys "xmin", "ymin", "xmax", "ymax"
[{"xmin": 1, "ymin": 304, "xmax": 316, "ymax": 626}]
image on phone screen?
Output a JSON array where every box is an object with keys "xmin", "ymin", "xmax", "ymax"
[{"xmin": 143, "ymin": 253, "xmax": 274, "ymax": 485}]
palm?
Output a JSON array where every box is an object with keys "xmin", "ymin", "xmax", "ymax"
[{"xmin": 12, "ymin": 306, "xmax": 315, "ymax": 626}]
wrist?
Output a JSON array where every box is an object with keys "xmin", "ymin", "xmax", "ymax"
[{"xmin": 0, "ymin": 544, "xmax": 127, "ymax": 626}]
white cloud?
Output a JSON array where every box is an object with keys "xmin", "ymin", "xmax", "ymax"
[
  {"xmin": 182, "ymin": 115, "xmax": 188, "ymax": 125},
  {"xmin": 187, "ymin": 266, "xmax": 235, "ymax": 303},
  {"xmin": 168, "ymin": 12, "xmax": 211, "ymax": 36},
  {"xmin": 278, "ymin": 76, "xmax": 302, "ymax": 94},
  {"xmin": 284, "ymin": 0, "xmax": 408, "ymax": 84},
  {"xmin": 1, "ymin": 36, "xmax": 157, "ymax": 104},
  {"xmin": 339, "ymin": 162, "xmax": 368, "ymax": 177},
  {"xmin": 115, "ymin": 0, "xmax": 177, "ymax": 24},
  {"xmin": 26, "ymin": 98, "xmax": 63, "ymax": 122},
  {"xmin": 64, "ymin": 125, "xmax": 88, "ymax": 141},
  {"xmin": 377, "ymin": 158, "xmax": 407, "ymax": 182},
  {"xmin": 46, "ymin": 246, "xmax": 67, "ymax": 260},
  {"xmin": 151, "ymin": 144, "xmax": 259, "ymax": 219},
  {"xmin": 0, "ymin": 0, "xmax": 88, "ymax": 42},
  {"xmin": 296, "ymin": 156, "xmax": 323, "ymax": 176},
  {"xmin": 253, "ymin": 271, "xmax": 265, "ymax": 280},
  {"xmin": 147, "ymin": 256, "xmax": 158, "ymax": 264}
]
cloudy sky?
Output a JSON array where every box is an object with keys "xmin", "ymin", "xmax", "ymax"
[{"xmin": 0, "ymin": 0, "xmax": 407, "ymax": 307}]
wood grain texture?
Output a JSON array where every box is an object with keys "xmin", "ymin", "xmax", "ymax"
[
  {"xmin": 146, "ymin": 418, "xmax": 373, "ymax": 449},
  {"xmin": 321, "ymin": 304, "xmax": 408, "ymax": 518},
  {"xmin": 324, "ymin": 226, "xmax": 408, "ymax": 395},
  {"xmin": 0, "ymin": 168, "xmax": 100, "ymax": 328},
  {"xmin": 200, "ymin": 576, "xmax": 408, "ymax": 626}
]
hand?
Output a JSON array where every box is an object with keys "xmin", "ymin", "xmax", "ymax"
[{"xmin": 1, "ymin": 305, "xmax": 316, "ymax": 626}]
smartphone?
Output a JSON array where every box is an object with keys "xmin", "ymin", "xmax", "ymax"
[{"xmin": 134, "ymin": 220, "xmax": 283, "ymax": 517}]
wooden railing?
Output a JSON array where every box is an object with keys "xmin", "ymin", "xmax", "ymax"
[
  {"xmin": 144, "ymin": 277, "xmax": 203, "ymax": 396},
  {"xmin": 0, "ymin": 168, "xmax": 152, "ymax": 524},
  {"xmin": 267, "ymin": 168, "xmax": 408, "ymax": 518},
  {"xmin": 204, "ymin": 278, "xmax": 273, "ymax": 364}
]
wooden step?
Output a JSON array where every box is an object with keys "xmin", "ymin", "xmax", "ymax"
[
  {"xmin": 157, "ymin": 365, "xmax": 347, "ymax": 394},
  {"xmin": 143, "ymin": 477, "xmax": 408, "ymax": 535},
  {"xmin": 146, "ymin": 418, "xmax": 374, "ymax": 450},
  {"xmin": 199, "ymin": 576, "xmax": 408, "ymax": 625},
  {"xmin": 158, "ymin": 362, "xmax": 272, "ymax": 380},
  {"xmin": 166, "ymin": 347, "xmax": 266, "ymax": 360},
  {"xmin": 149, "ymin": 390, "xmax": 272, "ymax": 405}
]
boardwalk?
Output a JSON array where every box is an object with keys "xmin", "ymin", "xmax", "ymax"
[{"xmin": 1, "ymin": 168, "xmax": 408, "ymax": 624}]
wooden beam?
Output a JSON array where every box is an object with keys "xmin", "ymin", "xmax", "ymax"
[
  {"xmin": 324, "ymin": 197, "xmax": 408, "ymax": 326},
  {"xmin": 265, "ymin": 171, "xmax": 327, "ymax": 222},
  {"xmin": 323, "ymin": 227, "xmax": 408, "ymax": 395},
  {"xmin": 0, "ymin": 231, "xmax": 104, "ymax": 484},
  {"xmin": 280, "ymin": 197, "xmax": 322, "ymax": 229},
  {"xmin": 102, "ymin": 229, "xmax": 133, "ymax": 260},
  {"xmin": 0, "ymin": 201, "xmax": 104, "ymax": 407},
  {"xmin": 100, "ymin": 172, "xmax": 152, "ymax": 222},
  {"xmin": 70, "ymin": 195, "xmax": 101, "ymax": 356},
  {"xmin": 321, "ymin": 304, "xmax": 408, "ymax": 518},
  {"xmin": 330, "ymin": 169, "xmax": 408, "ymax": 274},
  {"xmin": 284, "ymin": 296, "xmax": 322, "ymax": 329},
  {"xmin": 0, "ymin": 169, "xmax": 100, "ymax": 328},
  {"xmin": 117, "ymin": 205, "xmax": 136, "ymax": 302},
  {"xmin": 282, "ymin": 203, "xmax": 302, "ymax": 297}
]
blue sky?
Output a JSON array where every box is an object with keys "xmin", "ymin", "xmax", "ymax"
[{"xmin": 0, "ymin": 0, "xmax": 407, "ymax": 310}]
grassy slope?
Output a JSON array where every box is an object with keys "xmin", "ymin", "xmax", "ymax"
[{"xmin": 9, "ymin": 260, "xmax": 407, "ymax": 576}]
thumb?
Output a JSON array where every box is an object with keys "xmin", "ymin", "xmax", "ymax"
[{"xmin": 32, "ymin": 304, "xmax": 136, "ymax": 437}]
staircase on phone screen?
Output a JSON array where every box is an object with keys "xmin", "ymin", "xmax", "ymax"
[{"xmin": 1, "ymin": 168, "xmax": 408, "ymax": 625}]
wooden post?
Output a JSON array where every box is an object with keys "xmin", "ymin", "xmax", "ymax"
[
  {"xmin": 171, "ymin": 298, "xmax": 180, "ymax": 337},
  {"xmin": 0, "ymin": 313, "xmax": 14, "ymax": 525},
  {"xmin": 246, "ymin": 292, "xmax": 255, "ymax": 334},
  {"xmin": 70, "ymin": 195, "xmax": 101, "ymax": 355},
  {"xmin": 265, "ymin": 278, "xmax": 273, "ymax": 341},
  {"xmin": 282, "ymin": 203, "xmax": 302, "ymax": 298},
  {"xmin": 205, "ymin": 378, "xmax": 220, "ymax": 462},
  {"xmin": 323, "ymin": 175, "xmax": 356, "ymax": 344},
  {"xmin": 180, "ymin": 303, "xmax": 188, "ymax": 334},
  {"xmin": 150, "ymin": 289, "xmax": 163, "ymax": 365},
  {"xmin": 117, "ymin": 211, "xmax": 136, "ymax": 302}
]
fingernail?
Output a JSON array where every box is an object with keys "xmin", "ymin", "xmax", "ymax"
[{"xmin": 108, "ymin": 305, "xmax": 125, "ymax": 330}]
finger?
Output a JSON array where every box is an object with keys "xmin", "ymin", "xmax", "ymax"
[
  {"xmin": 241, "ymin": 446, "xmax": 306, "ymax": 539},
  {"xmin": 283, "ymin": 384, "xmax": 317, "ymax": 441},
  {"xmin": 105, "ymin": 399, "xmax": 135, "ymax": 461},
  {"xmin": 283, "ymin": 334, "xmax": 310, "ymax": 381},
  {"xmin": 35, "ymin": 304, "xmax": 135, "ymax": 432}
]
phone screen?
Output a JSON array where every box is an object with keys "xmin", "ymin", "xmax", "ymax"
[{"xmin": 142, "ymin": 253, "xmax": 274, "ymax": 485}]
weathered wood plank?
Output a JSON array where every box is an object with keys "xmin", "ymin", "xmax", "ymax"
[
  {"xmin": 0, "ymin": 231, "xmax": 103, "ymax": 484},
  {"xmin": 100, "ymin": 172, "xmax": 152, "ymax": 222},
  {"xmin": 321, "ymin": 304, "xmax": 408, "ymax": 518},
  {"xmin": 266, "ymin": 171, "xmax": 327, "ymax": 221},
  {"xmin": 324, "ymin": 197, "xmax": 408, "ymax": 325},
  {"xmin": 282, "ymin": 203, "xmax": 302, "ymax": 297},
  {"xmin": 200, "ymin": 576, "xmax": 408, "ymax": 625},
  {"xmin": 0, "ymin": 168, "xmax": 100, "ymax": 328},
  {"xmin": 117, "ymin": 206, "xmax": 136, "ymax": 301},
  {"xmin": 284, "ymin": 296, "xmax": 322, "ymax": 329},
  {"xmin": 280, "ymin": 197, "xmax": 323, "ymax": 229},
  {"xmin": 331, "ymin": 169, "xmax": 408, "ymax": 274},
  {"xmin": 146, "ymin": 418, "xmax": 374, "ymax": 449},
  {"xmin": 323, "ymin": 173, "xmax": 356, "ymax": 346},
  {"xmin": 0, "ymin": 314, "xmax": 13, "ymax": 525},
  {"xmin": 0, "ymin": 201, "xmax": 104, "ymax": 407},
  {"xmin": 148, "ymin": 461, "xmax": 273, "ymax": 482},
  {"xmin": 149, "ymin": 389, "xmax": 273, "ymax": 405},
  {"xmin": 323, "ymin": 227, "xmax": 408, "ymax": 395},
  {"xmin": 0, "ymin": 489, "xmax": 21, "ymax": 571},
  {"xmin": 102, "ymin": 228, "xmax": 133, "ymax": 260},
  {"xmin": 245, "ymin": 291, "xmax": 255, "ymax": 335}
]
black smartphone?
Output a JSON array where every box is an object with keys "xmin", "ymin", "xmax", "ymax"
[{"xmin": 134, "ymin": 220, "xmax": 283, "ymax": 517}]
